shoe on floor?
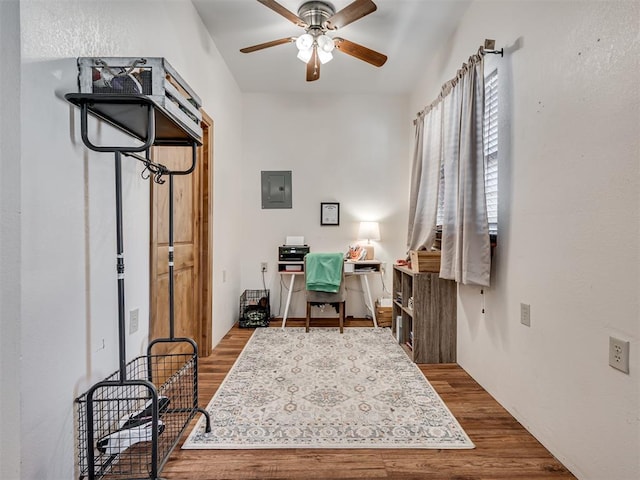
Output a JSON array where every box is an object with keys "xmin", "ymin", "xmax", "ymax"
[
  {"xmin": 118, "ymin": 396, "xmax": 170, "ymax": 429},
  {"xmin": 97, "ymin": 420, "xmax": 165, "ymax": 456}
]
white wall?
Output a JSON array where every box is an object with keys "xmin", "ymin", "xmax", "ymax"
[
  {"xmin": 9, "ymin": 1, "xmax": 639, "ymax": 479},
  {"xmin": 0, "ymin": 1, "xmax": 22, "ymax": 478},
  {"xmin": 410, "ymin": 2, "xmax": 640, "ymax": 479},
  {"xmin": 16, "ymin": 1, "xmax": 243, "ymax": 478},
  {"xmin": 240, "ymin": 93, "xmax": 411, "ymax": 319}
]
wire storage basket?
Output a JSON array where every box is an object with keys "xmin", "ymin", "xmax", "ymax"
[
  {"xmin": 239, "ymin": 289, "xmax": 271, "ymax": 328},
  {"xmin": 77, "ymin": 57, "xmax": 203, "ymax": 141},
  {"xmin": 76, "ymin": 344, "xmax": 199, "ymax": 479}
]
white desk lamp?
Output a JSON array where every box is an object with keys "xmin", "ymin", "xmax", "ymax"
[{"xmin": 358, "ymin": 221, "xmax": 380, "ymax": 260}]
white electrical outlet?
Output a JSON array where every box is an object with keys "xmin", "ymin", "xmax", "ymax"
[
  {"xmin": 609, "ymin": 336, "xmax": 630, "ymax": 374},
  {"xmin": 129, "ymin": 308, "xmax": 139, "ymax": 334},
  {"xmin": 261, "ymin": 262, "xmax": 268, "ymax": 273},
  {"xmin": 520, "ymin": 303, "xmax": 531, "ymax": 327}
]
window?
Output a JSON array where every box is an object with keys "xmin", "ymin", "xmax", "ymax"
[
  {"xmin": 436, "ymin": 68, "xmax": 499, "ymax": 238},
  {"xmin": 484, "ymin": 69, "xmax": 499, "ymax": 236}
]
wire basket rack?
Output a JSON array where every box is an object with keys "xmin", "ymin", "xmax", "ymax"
[
  {"xmin": 76, "ymin": 342, "xmax": 202, "ymax": 479},
  {"xmin": 67, "ymin": 90, "xmax": 210, "ymax": 480}
]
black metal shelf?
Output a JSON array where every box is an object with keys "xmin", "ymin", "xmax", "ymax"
[
  {"xmin": 67, "ymin": 91, "xmax": 210, "ymax": 480},
  {"xmin": 65, "ymin": 93, "xmax": 202, "ymax": 148}
]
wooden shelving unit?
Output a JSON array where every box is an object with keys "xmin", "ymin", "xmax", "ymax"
[{"xmin": 392, "ymin": 265, "xmax": 457, "ymax": 363}]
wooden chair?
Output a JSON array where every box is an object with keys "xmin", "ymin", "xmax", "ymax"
[{"xmin": 304, "ymin": 254, "xmax": 346, "ymax": 333}]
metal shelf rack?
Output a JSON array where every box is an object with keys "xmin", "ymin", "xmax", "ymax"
[{"xmin": 67, "ymin": 93, "xmax": 211, "ymax": 480}]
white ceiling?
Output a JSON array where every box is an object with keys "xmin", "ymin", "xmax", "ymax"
[{"xmin": 191, "ymin": 0, "xmax": 471, "ymax": 94}]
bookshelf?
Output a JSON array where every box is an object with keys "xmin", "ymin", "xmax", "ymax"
[{"xmin": 392, "ymin": 265, "xmax": 457, "ymax": 363}]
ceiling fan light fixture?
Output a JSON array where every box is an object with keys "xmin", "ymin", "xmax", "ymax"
[
  {"xmin": 295, "ymin": 33, "xmax": 314, "ymax": 51},
  {"xmin": 241, "ymin": 0, "xmax": 388, "ymax": 81},
  {"xmin": 297, "ymin": 47, "xmax": 313, "ymax": 63},
  {"xmin": 317, "ymin": 34, "xmax": 335, "ymax": 53},
  {"xmin": 317, "ymin": 49, "xmax": 333, "ymax": 64}
]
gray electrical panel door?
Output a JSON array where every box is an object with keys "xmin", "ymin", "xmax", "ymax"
[{"xmin": 261, "ymin": 170, "xmax": 292, "ymax": 209}]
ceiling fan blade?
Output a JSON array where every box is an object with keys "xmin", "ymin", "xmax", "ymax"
[
  {"xmin": 334, "ymin": 37, "xmax": 387, "ymax": 67},
  {"xmin": 325, "ymin": 0, "xmax": 377, "ymax": 30},
  {"xmin": 257, "ymin": 0, "xmax": 307, "ymax": 28},
  {"xmin": 240, "ymin": 37, "xmax": 295, "ymax": 53},
  {"xmin": 306, "ymin": 47, "xmax": 320, "ymax": 82}
]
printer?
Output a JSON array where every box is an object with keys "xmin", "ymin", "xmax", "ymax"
[{"xmin": 278, "ymin": 245, "xmax": 310, "ymax": 262}]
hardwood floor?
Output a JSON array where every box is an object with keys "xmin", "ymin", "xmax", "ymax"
[{"xmin": 162, "ymin": 319, "xmax": 576, "ymax": 479}]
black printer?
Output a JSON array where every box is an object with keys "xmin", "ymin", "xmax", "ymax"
[{"xmin": 278, "ymin": 245, "xmax": 310, "ymax": 262}]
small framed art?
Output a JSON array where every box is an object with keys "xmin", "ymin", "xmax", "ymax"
[{"xmin": 320, "ymin": 202, "xmax": 340, "ymax": 226}]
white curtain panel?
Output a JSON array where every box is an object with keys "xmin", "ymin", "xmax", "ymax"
[
  {"xmin": 440, "ymin": 57, "xmax": 491, "ymax": 287},
  {"xmin": 407, "ymin": 103, "xmax": 443, "ymax": 252}
]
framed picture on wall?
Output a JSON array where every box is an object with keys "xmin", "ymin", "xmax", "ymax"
[{"xmin": 320, "ymin": 202, "xmax": 340, "ymax": 226}]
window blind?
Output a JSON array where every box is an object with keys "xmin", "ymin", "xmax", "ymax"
[
  {"xmin": 484, "ymin": 69, "xmax": 499, "ymax": 235},
  {"xmin": 436, "ymin": 68, "xmax": 499, "ymax": 236}
]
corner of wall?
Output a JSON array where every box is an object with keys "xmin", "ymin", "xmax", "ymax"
[{"xmin": 0, "ymin": 1, "xmax": 22, "ymax": 478}]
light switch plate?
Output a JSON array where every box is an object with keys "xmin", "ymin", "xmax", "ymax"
[
  {"xmin": 520, "ymin": 303, "xmax": 531, "ymax": 327},
  {"xmin": 129, "ymin": 308, "xmax": 139, "ymax": 334}
]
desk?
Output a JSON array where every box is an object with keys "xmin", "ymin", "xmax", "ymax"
[{"xmin": 279, "ymin": 260, "xmax": 382, "ymax": 329}]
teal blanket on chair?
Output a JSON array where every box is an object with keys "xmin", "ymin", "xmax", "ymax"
[{"xmin": 305, "ymin": 253, "xmax": 343, "ymax": 293}]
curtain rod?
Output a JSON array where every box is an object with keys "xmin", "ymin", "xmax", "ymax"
[
  {"xmin": 481, "ymin": 38, "xmax": 504, "ymax": 57},
  {"xmin": 413, "ymin": 39, "xmax": 503, "ymax": 125}
]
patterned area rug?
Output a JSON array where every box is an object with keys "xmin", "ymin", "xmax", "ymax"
[{"xmin": 183, "ymin": 328, "xmax": 474, "ymax": 449}]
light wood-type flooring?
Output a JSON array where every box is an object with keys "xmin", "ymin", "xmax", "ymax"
[{"xmin": 162, "ymin": 319, "xmax": 576, "ymax": 480}]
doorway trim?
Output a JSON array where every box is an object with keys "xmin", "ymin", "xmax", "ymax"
[{"xmin": 199, "ymin": 110, "xmax": 213, "ymax": 356}]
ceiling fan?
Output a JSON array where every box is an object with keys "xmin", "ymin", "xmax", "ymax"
[{"xmin": 240, "ymin": 0, "xmax": 388, "ymax": 82}]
